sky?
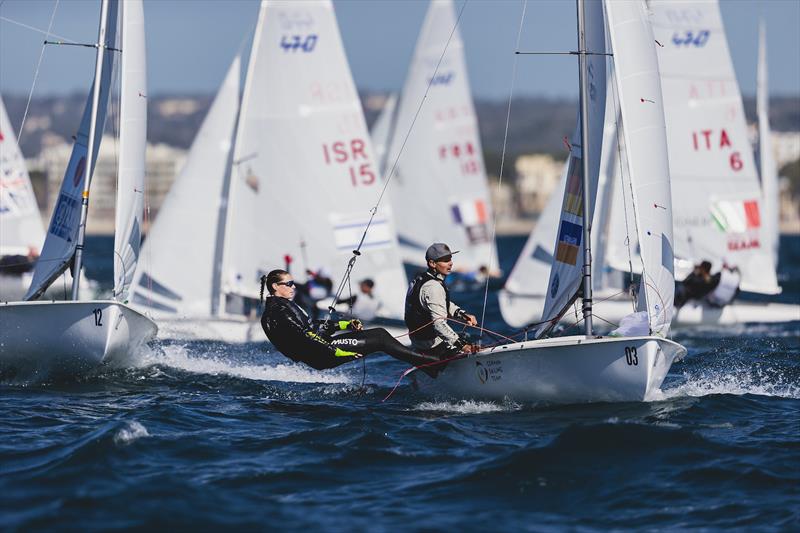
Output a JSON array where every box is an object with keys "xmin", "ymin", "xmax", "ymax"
[{"xmin": 0, "ymin": 0, "xmax": 798, "ymax": 101}]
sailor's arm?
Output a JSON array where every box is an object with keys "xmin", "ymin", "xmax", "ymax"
[{"xmin": 420, "ymin": 282, "xmax": 461, "ymax": 345}]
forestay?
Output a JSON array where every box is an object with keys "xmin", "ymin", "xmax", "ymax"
[
  {"xmin": 0, "ymin": 96, "xmax": 45, "ymax": 257},
  {"xmin": 649, "ymin": 0, "xmax": 779, "ymax": 295},
  {"xmin": 606, "ymin": 0, "xmax": 675, "ymax": 335},
  {"xmin": 382, "ymin": 0, "xmax": 497, "ymax": 271},
  {"xmin": 128, "ymin": 57, "xmax": 240, "ymax": 315},
  {"xmin": 113, "ymin": 0, "xmax": 147, "ymax": 300},
  {"xmin": 25, "ymin": 1, "xmax": 120, "ymax": 300},
  {"xmin": 223, "ymin": 0, "xmax": 407, "ymax": 317},
  {"xmin": 757, "ymin": 20, "xmax": 778, "ymax": 267},
  {"xmin": 539, "ymin": 0, "xmax": 607, "ymax": 329}
]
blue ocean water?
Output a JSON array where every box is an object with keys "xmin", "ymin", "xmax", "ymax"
[{"xmin": 1, "ymin": 235, "xmax": 798, "ymax": 530}]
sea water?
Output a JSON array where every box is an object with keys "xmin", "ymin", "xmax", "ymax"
[{"xmin": 1, "ymin": 236, "xmax": 798, "ymax": 530}]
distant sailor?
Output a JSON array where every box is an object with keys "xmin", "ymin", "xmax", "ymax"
[
  {"xmin": 404, "ymin": 243, "xmax": 480, "ymax": 357},
  {"xmin": 337, "ymin": 278, "xmax": 382, "ymax": 321},
  {"xmin": 260, "ymin": 269, "xmax": 439, "ymax": 374}
]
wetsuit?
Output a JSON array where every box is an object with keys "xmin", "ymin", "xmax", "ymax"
[{"xmin": 261, "ymin": 296, "xmax": 438, "ymax": 371}]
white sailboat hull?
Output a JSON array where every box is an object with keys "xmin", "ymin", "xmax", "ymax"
[
  {"xmin": 410, "ymin": 335, "xmax": 686, "ymax": 404},
  {"xmin": 0, "ymin": 300, "xmax": 157, "ymax": 374},
  {"xmin": 499, "ymin": 289, "xmax": 800, "ymax": 329}
]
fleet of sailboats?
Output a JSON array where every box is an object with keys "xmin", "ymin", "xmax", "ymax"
[
  {"xmin": 0, "ymin": 0, "xmax": 796, "ymax": 401},
  {"xmin": 500, "ymin": 0, "xmax": 799, "ymax": 331},
  {"xmin": 0, "ymin": 0, "xmax": 157, "ymax": 373}
]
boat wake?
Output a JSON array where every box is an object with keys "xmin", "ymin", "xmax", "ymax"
[{"xmin": 122, "ymin": 342, "xmax": 354, "ymax": 385}]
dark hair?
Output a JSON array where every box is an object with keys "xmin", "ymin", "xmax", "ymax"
[
  {"xmin": 265, "ymin": 269, "xmax": 290, "ymax": 295},
  {"xmin": 700, "ymin": 261, "xmax": 712, "ymax": 273},
  {"xmin": 360, "ymin": 278, "xmax": 374, "ymax": 289}
]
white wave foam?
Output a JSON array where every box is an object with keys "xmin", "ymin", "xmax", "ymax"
[
  {"xmin": 128, "ymin": 344, "xmax": 353, "ymax": 385},
  {"xmin": 656, "ymin": 370, "xmax": 800, "ymax": 401},
  {"xmin": 414, "ymin": 399, "xmax": 520, "ymax": 414},
  {"xmin": 114, "ymin": 421, "xmax": 149, "ymax": 446}
]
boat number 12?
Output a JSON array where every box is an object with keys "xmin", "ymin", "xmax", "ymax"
[
  {"xmin": 92, "ymin": 308, "xmax": 103, "ymax": 327},
  {"xmin": 624, "ymin": 346, "xmax": 638, "ymax": 366}
]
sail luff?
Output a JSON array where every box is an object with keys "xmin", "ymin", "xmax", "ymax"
[{"xmin": 113, "ymin": 0, "xmax": 147, "ymax": 301}]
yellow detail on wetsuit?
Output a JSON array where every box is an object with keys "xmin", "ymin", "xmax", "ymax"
[
  {"xmin": 338, "ymin": 320, "xmax": 350, "ymax": 330},
  {"xmin": 305, "ymin": 331, "xmax": 357, "ymax": 357},
  {"xmin": 334, "ymin": 348, "xmax": 358, "ymax": 357}
]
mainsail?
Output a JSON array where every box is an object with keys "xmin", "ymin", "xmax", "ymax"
[
  {"xmin": 382, "ymin": 0, "xmax": 497, "ymax": 271},
  {"xmin": 649, "ymin": 0, "xmax": 779, "ymax": 294},
  {"xmin": 129, "ymin": 56, "xmax": 241, "ymax": 315},
  {"xmin": 113, "ymin": 0, "xmax": 147, "ymax": 300},
  {"xmin": 606, "ymin": 0, "xmax": 675, "ymax": 335},
  {"xmin": 0, "ymin": 96, "xmax": 45, "ymax": 257},
  {"xmin": 25, "ymin": 1, "xmax": 121, "ymax": 300},
  {"xmin": 539, "ymin": 0, "xmax": 607, "ymax": 329},
  {"xmin": 222, "ymin": 0, "xmax": 407, "ymax": 317}
]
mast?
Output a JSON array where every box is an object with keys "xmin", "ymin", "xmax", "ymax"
[
  {"xmin": 71, "ymin": 0, "xmax": 110, "ymax": 299},
  {"xmin": 576, "ymin": 0, "xmax": 593, "ymax": 335}
]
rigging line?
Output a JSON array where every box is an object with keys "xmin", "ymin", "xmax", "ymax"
[
  {"xmin": 15, "ymin": 0, "xmax": 60, "ymax": 145},
  {"xmin": 0, "ymin": 14, "xmax": 77, "ymax": 44},
  {"xmin": 326, "ymin": 0, "xmax": 469, "ymax": 318},
  {"xmin": 479, "ymin": 0, "xmax": 528, "ymax": 340}
]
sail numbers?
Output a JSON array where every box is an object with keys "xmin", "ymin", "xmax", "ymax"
[{"xmin": 322, "ymin": 139, "xmax": 376, "ymax": 187}]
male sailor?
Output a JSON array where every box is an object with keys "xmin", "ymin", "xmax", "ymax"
[{"xmin": 404, "ymin": 243, "xmax": 480, "ymax": 358}]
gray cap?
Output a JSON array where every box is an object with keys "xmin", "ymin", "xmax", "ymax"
[{"xmin": 425, "ymin": 242, "xmax": 459, "ymax": 262}]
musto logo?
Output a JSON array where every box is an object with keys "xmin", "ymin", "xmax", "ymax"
[{"xmin": 475, "ymin": 361, "xmax": 488, "ymax": 384}]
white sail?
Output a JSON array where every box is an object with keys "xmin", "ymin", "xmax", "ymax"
[
  {"xmin": 129, "ymin": 57, "xmax": 241, "ymax": 315},
  {"xmin": 113, "ymin": 0, "xmax": 147, "ymax": 301},
  {"xmin": 25, "ymin": 1, "xmax": 120, "ymax": 300},
  {"xmin": 649, "ymin": 0, "xmax": 779, "ymax": 295},
  {"xmin": 0, "ymin": 96, "xmax": 45, "ymax": 257},
  {"xmin": 539, "ymin": 0, "xmax": 607, "ymax": 327},
  {"xmin": 223, "ymin": 0, "xmax": 407, "ymax": 318},
  {"xmin": 371, "ymin": 93, "xmax": 397, "ymax": 177},
  {"xmin": 606, "ymin": 0, "xmax": 675, "ymax": 335},
  {"xmin": 383, "ymin": 0, "xmax": 497, "ymax": 271},
  {"xmin": 757, "ymin": 19, "xmax": 779, "ymax": 267}
]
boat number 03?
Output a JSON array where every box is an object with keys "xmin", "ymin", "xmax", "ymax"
[
  {"xmin": 624, "ymin": 346, "xmax": 638, "ymax": 366},
  {"xmin": 92, "ymin": 308, "xmax": 103, "ymax": 327}
]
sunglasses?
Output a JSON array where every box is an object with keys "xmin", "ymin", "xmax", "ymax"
[{"xmin": 275, "ymin": 280, "xmax": 295, "ymax": 288}]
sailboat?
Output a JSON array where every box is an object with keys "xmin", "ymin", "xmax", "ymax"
[
  {"xmin": 129, "ymin": 0, "xmax": 409, "ymax": 342},
  {"xmin": 0, "ymin": 0, "xmax": 157, "ymax": 373},
  {"xmin": 375, "ymin": 0, "xmax": 498, "ymax": 275},
  {"xmin": 0, "ymin": 95, "xmax": 46, "ymax": 299},
  {"xmin": 412, "ymin": 0, "xmax": 685, "ymax": 403}
]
